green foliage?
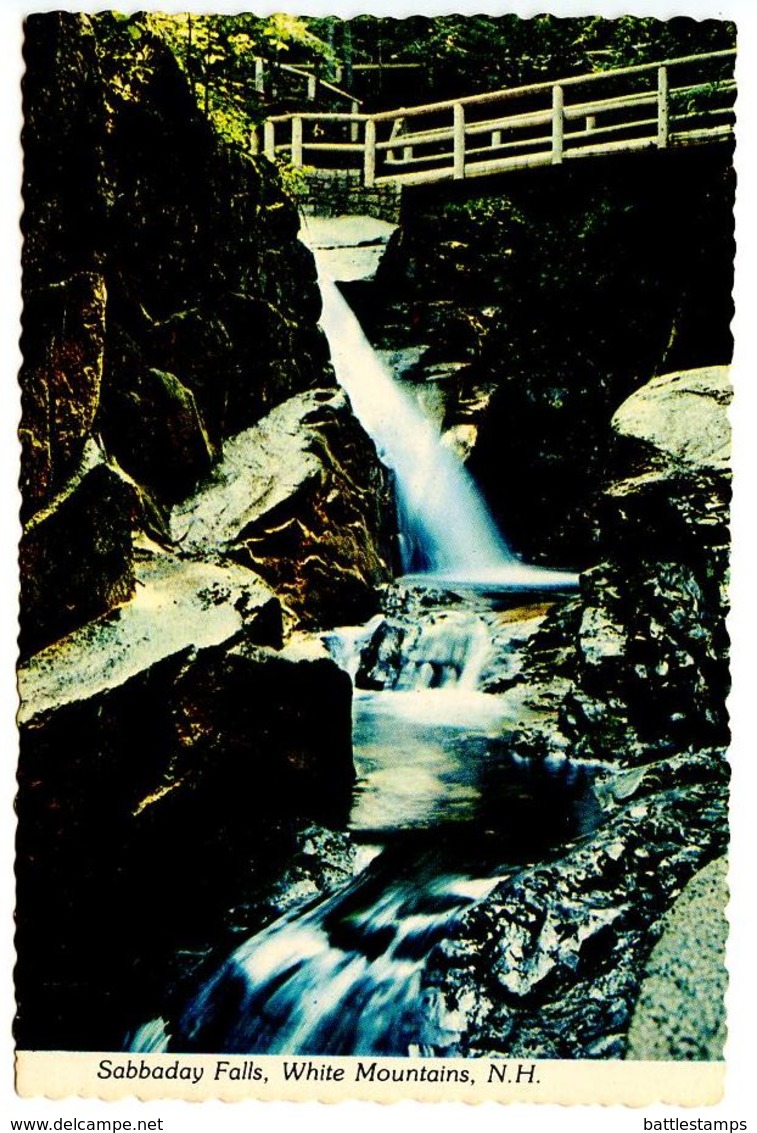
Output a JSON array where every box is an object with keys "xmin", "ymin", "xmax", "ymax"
[
  {"xmin": 262, "ymin": 13, "xmax": 335, "ymax": 65},
  {"xmin": 274, "ymin": 157, "xmax": 313, "ymax": 199},
  {"xmin": 310, "ymin": 14, "xmax": 735, "ymax": 104}
]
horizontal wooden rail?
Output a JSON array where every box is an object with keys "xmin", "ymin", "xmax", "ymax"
[
  {"xmin": 367, "ymin": 48, "xmax": 735, "ymax": 121},
  {"xmin": 256, "ymin": 49, "xmax": 735, "ymax": 186}
]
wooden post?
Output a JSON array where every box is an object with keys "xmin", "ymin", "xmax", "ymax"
[
  {"xmin": 307, "ymin": 74, "xmax": 317, "ymax": 101},
  {"xmin": 491, "ymin": 129, "xmax": 502, "ymax": 147},
  {"xmin": 364, "ymin": 118, "xmax": 376, "ymax": 187},
  {"xmin": 403, "ymin": 146, "xmax": 414, "ymax": 161},
  {"xmin": 453, "ymin": 102, "xmax": 465, "ymax": 179},
  {"xmin": 250, "ymin": 126, "xmax": 260, "ymax": 155},
  {"xmin": 254, "ymin": 57, "xmax": 265, "ymax": 94},
  {"xmin": 291, "ymin": 116, "xmax": 303, "ymax": 166},
  {"xmin": 335, "ymin": 64, "xmax": 343, "ymax": 84},
  {"xmin": 350, "ymin": 100, "xmax": 360, "ymax": 143},
  {"xmin": 551, "ymin": 84, "xmax": 564, "ymax": 164},
  {"xmin": 263, "ymin": 119, "xmax": 275, "ymax": 160},
  {"xmin": 657, "ymin": 65, "xmax": 669, "ymax": 148},
  {"xmin": 387, "ymin": 116, "xmax": 402, "ymax": 161},
  {"xmin": 585, "ymin": 115, "xmax": 596, "ymax": 133}
]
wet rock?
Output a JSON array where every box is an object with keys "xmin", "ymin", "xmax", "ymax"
[
  {"xmin": 441, "ymin": 423, "xmax": 478, "ymax": 463},
  {"xmin": 355, "ymin": 618, "xmax": 407, "ymax": 689},
  {"xmin": 348, "ymin": 590, "xmax": 551, "ymax": 693},
  {"xmin": 18, "ymin": 443, "xmax": 136, "ymax": 656},
  {"xmin": 172, "ymin": 389, "xmax": 392, "ymax": 629}
]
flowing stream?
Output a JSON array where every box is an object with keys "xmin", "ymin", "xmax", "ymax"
[{"xmin": 130, "ymin": 262, "xmax": 593, "ymax": 1057}]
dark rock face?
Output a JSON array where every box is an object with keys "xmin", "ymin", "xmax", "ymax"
[
  {"xmin": 18, "ymin": 452, "xmax": 136, "ymax": 656},
  {"xmin": 100, "ymin": 366, "xmax": 214, "ymax": 503},
  {"xmin": 422, "ymin": 366, "xmax": 731, "ymax": 1058},
  {"xmin": 169, "ymin": 638, "xmax": 355, "ymax": 815},
  {"xmin": 19, "ymin": 272, "xmax": 107, "ymax": 514}
]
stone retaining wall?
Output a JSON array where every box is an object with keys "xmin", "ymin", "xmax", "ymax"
[{"xmin": 297, "ymin": 169, "xmax": 402, "ymax": 223}]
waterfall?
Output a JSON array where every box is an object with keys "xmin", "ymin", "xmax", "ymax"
[
  {"xmin": 315, "ymin": 264, "xmax": 577, "ymax": 591},
  {"xmin": 127, "ymin": 231, "xmax": 588, "ymax": 1060}
]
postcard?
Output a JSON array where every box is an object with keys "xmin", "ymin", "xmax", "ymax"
[{"xmin": 11, "ymin": 6, "xmax": 745, "ymax": 1113}]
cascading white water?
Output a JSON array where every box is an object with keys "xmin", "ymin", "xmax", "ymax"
[{"xmin": 315, "ymin": 262, "xmax": 578, "ymax": 590}]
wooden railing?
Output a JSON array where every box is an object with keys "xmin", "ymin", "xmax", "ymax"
[{"xmin": 255, "ymin": 49, "xmax": 735, "ymax": 186}]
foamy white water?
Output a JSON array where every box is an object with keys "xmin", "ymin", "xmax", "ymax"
[{"xmin": 316, "ymin": 268, "xmax": 516, "ymax": 574}]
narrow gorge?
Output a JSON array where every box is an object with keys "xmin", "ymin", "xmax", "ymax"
[{"xmin": 16, "ymin": 12, "xmax": 733, "ymax": 1072}]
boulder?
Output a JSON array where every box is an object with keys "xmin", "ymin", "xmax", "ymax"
[
  {"xmin": 611, "ymin": 365, "xmax": 731, "ymax": 473},
  {"xmin": 18, "ymin": 555, "xmax": 281, "ymax": 727},
  {"xmin": 171, "ymin": 389, "xmax": 392, "ymax": 628},
  {"xmin": 626, "ymin": 856, "xmax": 728, "ymax": 1061}
]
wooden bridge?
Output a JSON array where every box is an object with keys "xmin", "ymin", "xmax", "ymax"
[{"xmin": 254, "ymin": 49, "xmax": 736, "ymax": 188}]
